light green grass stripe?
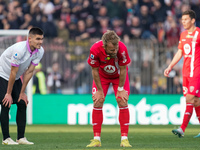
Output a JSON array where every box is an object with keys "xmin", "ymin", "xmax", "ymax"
[{"xmin": 1, "ymin": 125, "xmax": 199, "ymax": 150}]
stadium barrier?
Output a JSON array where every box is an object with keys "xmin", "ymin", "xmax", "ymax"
[
  {"xmin": 4, "ymin": 94, "xmax": 198, "ymax": 125},
  {"xmin": 0, "ymin": 36, "xmax": 181, "ymax": 94}
]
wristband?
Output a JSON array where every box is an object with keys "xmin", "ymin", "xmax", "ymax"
[{"xmin": 118, "ymin": 87, "xmax": 124, "ymax": 91}]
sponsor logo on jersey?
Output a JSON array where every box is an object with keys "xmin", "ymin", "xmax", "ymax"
[
  {"xmin": 186, "ymin": 34, "xmax": 194, "ymax": 38},
  {"xmin": 183, "ymin": 86, "xmax": 188, "ymax": 95},
  {"xmin": 196, "ymin": 90, "xmax": 199, "ymax": 94},
  {"xmin": 183, "ymin": 44, "xmax": 191, "ymax": 55},
  {"xmin": 190, "ymin": 86, "xmax": 194, "ymax": 92},
  {"xmin": 182, "ymin": 39, "xmax": 186, "ymax": 41},
  {"xmin": 104, "ymin": 65, "xmax": 115, "ymax": 73},
  {"xmin": 185, "ymin": 55, "xmax": 192, "ymax": 58},
  {"xmin": 90, "ymin": 54, "xmax": 94, "ymax": 59}
]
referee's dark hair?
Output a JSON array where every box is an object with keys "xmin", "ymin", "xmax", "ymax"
[
  {"xmin": 182, "ymin": 10, "xmax": 196, "ymax": 20},
  {"xmin": 29, "ymin": 27, "xmax": 44, "ymax": 36}
]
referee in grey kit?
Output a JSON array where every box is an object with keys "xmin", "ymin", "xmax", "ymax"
[{"xmin": 0, "ymin": 27, "xmax": 44, "ymax": 145}]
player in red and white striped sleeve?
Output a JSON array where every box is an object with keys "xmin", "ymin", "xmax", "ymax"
[{"xmin": 164, "ymin": 10, "xmax": 200, "ymax": 138}]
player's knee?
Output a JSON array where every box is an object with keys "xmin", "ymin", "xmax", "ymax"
[
  {"xmin": 186, "ymin": 95, "xmax": 195, "ymax": 104},
  {"xmin": 1, "ymin": 104, "xmax": 10, "ymax": 110},
  {"xmin": 94, "ymin": 98, "xmax": 105, "ymax": 107},
  {"xmin": 17, "ymin": 100, "xmax": 26, "ymax": 108},
  {"xmin": 194, "ymin": 98, "xmax": 200, "ymax": 107},
  {"xmin": 116, "ymin": 98, "xmax": 127, "ymax": 107}
]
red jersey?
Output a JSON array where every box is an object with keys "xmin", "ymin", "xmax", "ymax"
[
  {"xmin": 87, "ymin": 40, "xmax": 131, "ymax": 78},
  {"xmin": 178, "ymin": 27, "xmax": 200, "ymax": 77}
]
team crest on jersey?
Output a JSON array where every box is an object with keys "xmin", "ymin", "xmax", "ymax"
[
  {"xmin": 90, "ymin": 60, "xmax": 96, "ymax": 64},
  {"xmin": 183, "ymin": 44, "xmax": 191, "ymax": 55},
  {"xmin": 104, "ymin": 65, "xmax": 115, "ymax": 73},
  {"xmin": 190, "ymin": 86, "xmax": 194, "ymax": 92},
  {"xmin": 90, "ymin": 54, "xmax": 94, "ymax": 59},
  {"xmin": 183, "ymin": 86, "xmax": 188, "ymax": 95}
]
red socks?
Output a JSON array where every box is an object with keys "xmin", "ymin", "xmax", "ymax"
[
  {"xmin": 92, "ymin": 106, "xmax": 130, "ymax": 137},
  {"xmin": 119, "ymin": 106, "xmax": 130, "ymax": 136},
  {"xmin": 92, "ymin": 107, "xmax": 103, "ymax": 137},
  {"xmin": 195, "ymin": 106, "xmax": 200, "ymax": 122},
  {"xmin": 181, "ymin": 103, "xmax": 193, "ymax": 132}
]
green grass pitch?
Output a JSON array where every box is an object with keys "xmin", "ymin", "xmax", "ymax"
[{"xmin": 0, "ymin": 125, "xmax": 199, "ymax": 150}]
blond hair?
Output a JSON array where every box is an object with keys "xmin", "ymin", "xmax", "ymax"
[{"xmin": 102, "ymin": 30, "xmax": 120, "ymax": 47}]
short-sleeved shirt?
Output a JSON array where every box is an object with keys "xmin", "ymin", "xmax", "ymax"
[
  {"xmin": 87, "ymin": 40, "xmax": 131, "ymax": 78},
  {"xmin": 0, "ymin": 40, "xmax": 44, "ymax": 80},
  {"xmin": 178, "ymin": 27, "xmax": 200, "ymax": 78}
]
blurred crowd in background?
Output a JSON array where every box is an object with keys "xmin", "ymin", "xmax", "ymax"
[
  {"xmin": 1, "ymin": 0, "xmax": 200, "ymax": 42},
  {"xmin": 0, "ymin": 0, "xmax": 200, "ymax": 95}
]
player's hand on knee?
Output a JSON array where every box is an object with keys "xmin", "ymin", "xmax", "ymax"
[
  {"xmin": 92, "ymin": 90, "xmax": 104, "ymax": 101},
  {"xmin": 18, "ymin": 93, "xmax": 28, "ymax": 106},
  {"xmin": 116, "ymin": 97, "xmax": 128, "ymax": 107},
  {"xmin": 116, "ymin": 90, "xmax": 129, "ymax": 102},
  {"xmin": 92, "ymin": 90, "xmax": 104, "ymax": 107},
  {"xmin": 94, "ymin": 98, "xmax": 105, "ymax": 107},
  {"xmin": 2, "ymin": 93, "xmax": 13, "ymax": 108}
]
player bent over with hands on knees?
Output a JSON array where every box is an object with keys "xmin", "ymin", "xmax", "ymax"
[
  {"xmin": 86, "ymin": 30, "xmax": 132, "ymax": 147},
  {"xmin": 0, "ymin": 27, "xmax": 44, "ymax": 145},
  {"xmin": 164, "ymin": 10, "xmax": 200, "ymax": 138}
]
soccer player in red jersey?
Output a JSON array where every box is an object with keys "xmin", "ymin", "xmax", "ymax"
[
  {"xmin": 164, "ymin": 10, "xmax": 200, "ymax": 138},
  {"xmin": 86, "ymin": 30, "xmax": 132, "ymax": 147}
]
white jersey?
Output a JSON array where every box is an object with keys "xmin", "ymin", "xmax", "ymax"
[{"xmin": 0, "ymin": 40, "xmax": 44, "ymax": 80}]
